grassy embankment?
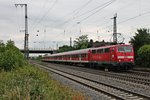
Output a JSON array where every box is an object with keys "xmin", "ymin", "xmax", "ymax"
[
  {"xmin": 0, "ymin": 40, "xmax": 86, "ymax": 100},
  {"xmin": 0, "ymin": 65, "xmax": 86, "ymax": 100}
]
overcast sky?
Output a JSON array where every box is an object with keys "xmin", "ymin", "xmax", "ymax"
[{"xmin": 0, "ymin": 0, "xmax": 150, "ymax": 49}]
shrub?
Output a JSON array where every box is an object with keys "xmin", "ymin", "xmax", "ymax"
[
  {"xmin": 0, "ymin": 66, "xmax": 85, "ymax": 100},
  {"xmin": 137, "ymin": 45, "xmax": 150, "ymax": 67},
  {"xmin": 0, "ymin": 40, "xmax": 27, "ymax": 71}
]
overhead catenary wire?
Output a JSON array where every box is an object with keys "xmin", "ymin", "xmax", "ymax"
[
  {"xmin": 79, "ymin": 0, "xmax": 116, "ymax": 22},
  {"xmin": 118, "ymin": 10, "xmax": 150, "ymax": 24},
  {"xmin": 52, "ymin": 0, "xmax": 116, "ymax": 43},
  {"xmin": 28, "ymin": 0, "xmax": 150, "ymax": 47},
  {"xmin": 50, "ymin": 0, "xmax": 115, "ymax": 30},
  {"xmin": 74, "ymin": 0, "xmax": 116, "ymax": 19},
  {"xmin": 64, "ymin": 0, "xmax": 116, "ymax": 31},
  {"xmin": 73, "ymin": 0, "xmax": 94, "ymax": 16},
  {"xmin": 30, "ymin": 0, "xmax": 50, "ymax": 28},
  {"xmin": 100, "ymin": 9, "xmax": 150, "ymax": 33},
  {"xmin": 36, "ymin": 0, "xmax": 58, "ymax": 24},
  {"xmin": 45, "ymin": 0, "xmax": 94, "ymax": 29},
  {"xmin": 30, "ymin": 0, "xmax": 58, "ymax": 33}
]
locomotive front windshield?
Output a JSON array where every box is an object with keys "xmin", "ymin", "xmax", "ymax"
[{"xmin": 117, "ymin": 46, "xmax": 132, "ymax": 52}]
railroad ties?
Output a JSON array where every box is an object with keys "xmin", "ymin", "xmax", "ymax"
[{"xmin": 32, "ymin": 62, "xmax": 150, "ymax": 100}]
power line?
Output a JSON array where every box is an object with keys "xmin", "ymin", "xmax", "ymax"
[
  {"xmin": 63, "ymin": 0, "xmax": 115, "ymax": 30},
  {"xmin": 79, "ymin": 0, "xmax": 116, "ymax": 22},
  {"xmin": 43, "ymin": 0, "xmax": 94, "ymax": 29},
  {"xmin": 75, "ymin": 0, "xmax": 115, "ymax": 19},
  {"xmin": 73, "ymin": 0, "xmax": 94, "ymax": 16},
  {"xmin": 30, "ymin": 0, "xmax": 58, "ymax": 32},
  {"xmin": 118, "ymin": 10, "xmax": 150, "ymax": 24},
  {"xmin": 100, "ymin": 9, "xmax": 150, "ymax": 34},
  {"xmin": 51, "ymin": 0, "xmax": 115, "ymax": 30},
  {"xmin": 36, "ymin": 0, "xmax": 58, "ymax": 24},
  {"xmin": 30, "ymin": 0, "xmax": 50, "ymax": 28}
]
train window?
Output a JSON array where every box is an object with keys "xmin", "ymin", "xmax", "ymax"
[
  {"xmin": 118, "ymin": 46, "xmax": 132, "ymax": 52},
  {"xmin": 67, "ymin": 55, "xmax": 70, "ymax": 58},
  {"xmin": 92, "ymin": 50, "xmax": 96, "ymax": 54},
  {"xmin": 124, "ymin": 46, "xmax": 132, "ymax": 52},
  {"xmin": 104, "ymin": 48, "xmax": 110, "ymax": 53},
  {"xmin": 74, "ymin": 55, "xmax": 78, "ymax": 58},
  {"xmin": 73, "ymin": 55, "xmax": 75, "ymax": 58},
  {"xmin": 97, "ymin": 49, "xmax": 103, "ymax": 53},
  {"xmin": 118, "ymin": 46, "xmax": 124, "ymax": 52},
  {"xmin": 81, "ymin": 54, "xmax": 86, "ymax": 58}
]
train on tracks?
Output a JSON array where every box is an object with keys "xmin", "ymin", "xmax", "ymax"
[{"xmin": 42, "ymin": 44, "xmax": 134, "ymax": 71}]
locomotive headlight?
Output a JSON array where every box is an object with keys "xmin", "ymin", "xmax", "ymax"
[
  {"xmin": 131, "ymin": 60, "xmax": 133, "ymax": 61},
  {"xmin": 119, "ymin": 60, "xmax": 121, "ymax": 62},
  {"xmin": 112, "ymin": 55, "xmax": 114, "ymax": 58}
]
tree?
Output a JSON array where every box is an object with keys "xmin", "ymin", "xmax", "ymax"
[
  {"xmin": 0, "ymin": 40, "xmax": 27, "ymax": 71},
  {"xmin": 137, "ymin": 45, "xmax": 150, "ymax": 67},
  {"xmin": 74, "ymin": 35, "xmax": 89, "ymax": 49},
  {"xmin": 0, "ymin": 42, "xmax": 5, "ymax": 52},
  {"xmin": 129, "ymin": 28, "xmax": 150, "ymax": 57},
  {"xmin": 58, "ymin": 45, "xmax": 74, "ymax": 53}
]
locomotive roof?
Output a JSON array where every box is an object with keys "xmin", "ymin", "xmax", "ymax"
[{"xmin": 46, "ymin": 44, "xmax": 131, "ymax": 57}]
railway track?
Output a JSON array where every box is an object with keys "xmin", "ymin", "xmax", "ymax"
[
  {"xmin": 128, "ymin": 70, "xmax": 150, "ymax": 77},
  {"xmin": 42, "ymin": 62, "xmax": 150, "ymax": 86},
  {"xmin": 32, "ymin": 62, "xmax": 150, "ymax": 100},
  {"xmin": 71, "ymin": 64, "xmax": 150, "ymax": 86},
  {"xmin": 98, "ymin": 71, "xmax": 150, "ymax": 86}
]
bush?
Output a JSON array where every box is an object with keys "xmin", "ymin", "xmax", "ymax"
[
  {"xmin": 137, "ymin": 45, "xmax": 150, "ymax": 67},
  {"xmin": 0, "ymin": 40, "xmax": 27, "ymax": 71},
  {"xmin": 0, "ymin": 66, "xmax": 85, "ymax": 100}
]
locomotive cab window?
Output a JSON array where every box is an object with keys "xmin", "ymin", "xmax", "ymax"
[{"xmin": 118, "ymin": 46, "xmax": 132, "ymax": 52}]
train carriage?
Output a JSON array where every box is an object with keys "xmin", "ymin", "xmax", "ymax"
[{"xmin": 42, "ymin": 44, "xmax": 134, "ymax": 71}]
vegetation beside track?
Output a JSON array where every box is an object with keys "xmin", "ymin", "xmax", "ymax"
[
  {"xmin": 0, "ymin": 40, "xmax": 27, "ymax": 71},
  {"xmin": 130, "ymin": 28, "xmax": 150, "ymax": 68},
  {"xmin": 137, "ymin": 45, "xmax": 150, "ymax": 68},
  {"xmin": 0, "ymin": 40, "xmax": 86, "ymax": 100},
  {"xmin": 0, "ymin": 65, "xmax": 85, "ymax": 100}
]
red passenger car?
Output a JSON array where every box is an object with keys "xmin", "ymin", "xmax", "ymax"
[{"xmin": 42, "ymin": 44, "xmax": 134, "ymax": 71}]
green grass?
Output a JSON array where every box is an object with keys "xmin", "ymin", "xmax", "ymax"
[{"xmin": 0, "ymin": 65, "xmax": 86, "ymax": 100}]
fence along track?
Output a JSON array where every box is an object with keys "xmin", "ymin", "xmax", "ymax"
[{"xmin": 33, "ymin": 62, "xmax": 149, "ymax": 100}]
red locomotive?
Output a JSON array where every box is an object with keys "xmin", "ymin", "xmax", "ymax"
[{"xmin": 42, "ymin": 44, "xmax": 134, "ymax": 71}]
